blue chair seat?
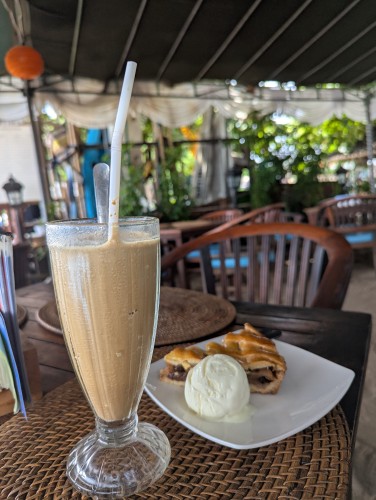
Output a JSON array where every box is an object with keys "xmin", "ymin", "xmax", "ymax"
[
  {"xmin": 211, "ymin": 251, "xmax": 276, "ymax": 269},
  {"xmin": 211, "ymin": 256, "xmax": 249, "ymax": 269},
  {"xmin": 274, "ymin": 234, "xmax": 294, "ymax": 242},
  {"xmin": 345, "ymin": 232, "xmax": 375, "ymax": 245},
  {"xmin": 186, "ymin": 244, "xmax": 220, "ymax": 260}
]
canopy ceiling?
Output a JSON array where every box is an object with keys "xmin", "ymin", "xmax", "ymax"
[
  {"xmin": 1, "ymin": 0, "xmax": 376, "ymax": 88},
  {"xmin": 1, "ymin": 0, "xmax": 376, "ymax": 130}
]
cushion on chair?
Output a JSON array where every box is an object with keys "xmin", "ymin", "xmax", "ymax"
[
  {"xmin": 274, "ymin": 234, "xmax": 294, "ymax": 242},
  {"xmin": 211, "ymin": 255, "xmax": 249, "ymax": 269},
  {"xmin": 186, "ymin": 244, "xmax": 220, "ymax": 260},
  {"xmin": 345, "ymin": 232, "xmax": 375, "ymax": 245},
  {"xmin": 210, "ymin": 251, "xmax": 276, "ymax": 269}
]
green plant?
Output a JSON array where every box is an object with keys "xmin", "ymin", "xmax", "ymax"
[
  {"xmin": 119, "ymin": 165, "xmax": 145, "ymax": 217},
  {"xmin": 283, "ymin": 170, "xmax": 324, "ymax": 213},
  {"xmin": 282, "ymin": 146, "xmax": 324, "ymax": 212},
  {"xmin": 355, "ymin": 179, "xmax": 371, "ymax": 193},
  {"xmin": 228, "ymin": 111, "xmax": 366, "ymax": 211},
  {"xmin": 156, "ymin": 147, "xmax": 193, "ymax": 221},
  {"xmin": 46, "ymin": 202, "xmax": 56, "ymax": 221},
  {"xmin": 250, "ymin": 159, "xmax": 284, "ymax": 208}
]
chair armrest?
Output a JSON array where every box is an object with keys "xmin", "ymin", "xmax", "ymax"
[
  {"xmin": 304, "ymin": 207, "xmax": 321, "ymax": 225},
  {"xmin": 334, "ymin": 225, "xmax": 376, "ymax": 235}
]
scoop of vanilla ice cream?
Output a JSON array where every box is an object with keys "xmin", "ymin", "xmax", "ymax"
[{"xmin": 184, "ymin": 354, "xmax": 250, "ymax": 421}]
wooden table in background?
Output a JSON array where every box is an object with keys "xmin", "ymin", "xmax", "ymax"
[
  {"xmin": 160, "ymin": 219, "xmax": 218, "ymax": 239},
  {"xmin": 160, "ymin": 220, "xmax": 219, "ymax": 288},
  {"xmin": 16, "ymin": 282, "xmax": 74, "ymax": 394}
]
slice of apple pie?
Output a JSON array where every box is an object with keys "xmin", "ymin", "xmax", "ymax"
[
  {"xmin": 205, "ymin": 323, "xmax": 287, "ymax": 394},
  {"xmin": 159, "ymin": 346, "xmax": 206, "ymax": 386}
]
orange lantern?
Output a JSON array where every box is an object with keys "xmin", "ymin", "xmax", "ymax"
[{"xmin": 4, "ymin": 45, "xmax": 44, "ymax": 80}]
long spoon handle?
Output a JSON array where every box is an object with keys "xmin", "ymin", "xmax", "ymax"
[{"xmin": 93, "ymin": 163, "xmax": 110, "ymax": 223}]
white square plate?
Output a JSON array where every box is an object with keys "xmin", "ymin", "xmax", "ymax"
[{"xmin": 145, "ymin": 334, "xmax": 354, "ymax": 449}]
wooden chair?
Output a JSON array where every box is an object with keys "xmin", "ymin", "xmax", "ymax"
[
  {"xmin": 305, "ymin": 194, "xmax": 376, "ymax": 269},
  {"xmin": 13, "ymin": 243, "xmax": 31, "ymax": 289},
  {"xmin": 161, "ymin": 222, "xmax": 353, "ymax": 309},
  {"xmin": 160, "ymin": 228, "xmax": 186, "ymax": 288},
  {"xmin": 189, "ymin": 203, "xmax": 297, "ymax": 256},
  {"xmin": 207, "ymin": 203, "xmax": 303, "ymax": 233},
  {"xmin": 183, "ymin": 208, "xmax": 243, "ymax": 269}
]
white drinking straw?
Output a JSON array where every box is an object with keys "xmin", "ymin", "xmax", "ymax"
[{"xmin": 108, "ymin": 61, "xmax": 137, "ymax": 233}]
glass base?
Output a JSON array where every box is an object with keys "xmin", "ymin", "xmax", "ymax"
[{"xmin": 66, "ymin": 418, "xmax": 170, "ymax": 498}]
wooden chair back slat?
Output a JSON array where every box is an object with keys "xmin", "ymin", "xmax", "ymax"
[
  {"xmin": 259, "ymin": 235, "xmax": 270, "ymax": 304},
  {"xmin": 246, "ymin": 236, "xmax": 257, "ymax": 303},
  {"xmin": 219, "ymin": 242, "xmax": 228, "ymax": 299},
  {"xmin": 160, "ymin": 228, "xmax": 185, "ymax": 287},
  {"xmin": 295, "ymin": 239, "xmax": 312, "ymax": 307},
  {"xmin": 231, "ymin": 238, "xmax": 239, "ymax": 301},
  {"xmin": 284, "ymin": 236, "xmax": 298, "ymax": 306},
  {"xmin": 272, "ymin": 234, "xmax": 286, "ymax": 305},
  {"xmin": 162, "ymin": 223, "xmax": 353, "ymax": 309},
  {"xmin": 199, "ymin": 246, "xmax": 215, "ymax": 295},
  {"xmin": 306, "ymin": 245, "xmax": 326, "ymax": 306}
]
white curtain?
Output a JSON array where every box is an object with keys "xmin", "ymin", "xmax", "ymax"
[
  {"xmin": 192, "ymin": 108, "xmax": 229, "ymax": 204},
  {"xmin": 0, "ymin": 79, "xmax": 29, "ymax": 122},
  {"xmin": 1, "ymin": 76, "xmax": 375, "ymax": 127}
]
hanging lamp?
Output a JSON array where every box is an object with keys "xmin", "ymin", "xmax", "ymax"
[{"xmin": 4, "ymin": 45, "xmax": 44, "ymax": 80}]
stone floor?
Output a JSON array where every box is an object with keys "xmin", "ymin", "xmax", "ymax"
[{"xmin": 342, "ymin": 259, "xmax": 376, "ymax": 499}]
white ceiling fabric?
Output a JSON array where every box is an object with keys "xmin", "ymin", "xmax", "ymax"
[
  {"xmin": 0, "ymin": 79, "xmax": 29, "ymax": 122},
  {"xmin": 1, "ymin": 77, "xmax": 375, "ymax": 128}
]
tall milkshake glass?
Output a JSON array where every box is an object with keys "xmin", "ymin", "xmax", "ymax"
[{"xmin": 46, "ymin": 217, "xmax": 170, "ymax": 497}]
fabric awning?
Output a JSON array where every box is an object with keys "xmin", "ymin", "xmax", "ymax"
[{"xmin": 19, "ymin": 0, "xmax": 376, "ymax": 88}]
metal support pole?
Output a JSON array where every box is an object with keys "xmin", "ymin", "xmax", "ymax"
[
  {"xmin": 364, "ymin": 93, "xmax": 375, "ymax": 193},
  {"xmin": 25, "ymin": 82, "xmax": 51, "ymax": 216}
]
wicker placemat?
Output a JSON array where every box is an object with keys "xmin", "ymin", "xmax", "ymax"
[
  {"xmin": 0, "ymin": 377, "xmax": 351, "ymax": 499},
  {"xmin": 35, "ymin": 287, "xmax": 237, "ymax": 346},
  {"xmin": 16, "ymin": 304, "xmax": 28, "ymax": 327},
  {"xmin": 157, "ymin": 287, "xmax": 236, "ymax": 346}
]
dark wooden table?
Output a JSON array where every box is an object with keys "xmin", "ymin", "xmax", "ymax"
[
  {"xmin": 16, "ymin": 282, "xmax": 371, "ymax": 443},
  {"xmin": 16, "ymin": 282, "xmax": 75, "ymax": 394},
  {"xmin": 160, "ymin": 219, "xmax": 218, "ymax": 239},
  {"xmin": 234, "ymin": 302, "xmax": 371, "ymax": 445}
]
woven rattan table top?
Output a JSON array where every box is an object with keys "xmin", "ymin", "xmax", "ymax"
[{"xmin": 0, "ymin": 346, "xmax": 351, "ymax": 499}]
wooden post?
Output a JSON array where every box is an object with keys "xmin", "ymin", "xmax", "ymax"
[
  {"xmin": 364, "ymin": 93, "xmax": 375, "ymax": 193},
  {"xmin": 25, "ymin": 82, "xmax": 51, "ymax": 216}
]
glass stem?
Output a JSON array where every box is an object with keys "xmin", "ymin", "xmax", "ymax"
[{"xmin": 96, "ymin": 413, "xmax": 138, "ymax": 447}]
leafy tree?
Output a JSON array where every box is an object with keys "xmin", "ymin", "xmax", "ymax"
[
  {"xmin": 311, "ymin": 115, "xmax": 365, "ymax": 155},
  {"xmin": 156, "ymin": 146, "xmax": 192, "ymax": 221},
  {"xmin": 119, "ymin": 164, "xmax": 145, "ymax": 216},
  {"xmin": 228, "ymin": 111, "xmax": 366, "ymax": 212}
]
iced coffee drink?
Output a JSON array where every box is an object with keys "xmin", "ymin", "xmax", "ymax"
[{"xmin": 46, "ymin": 218, "xmax": 170, "ymax": 497}]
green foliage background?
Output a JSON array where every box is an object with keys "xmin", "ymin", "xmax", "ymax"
[
  {"xmin": 228, "ymin": 112, "xmax": 366, "ymax": 211},
  {"xmin": 156, "ymin": 146, "xmax": 193, "ymax": 221},
  {"xmin": 40, "ymin": 107, "xmax": 369, "ymax": 220}
]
